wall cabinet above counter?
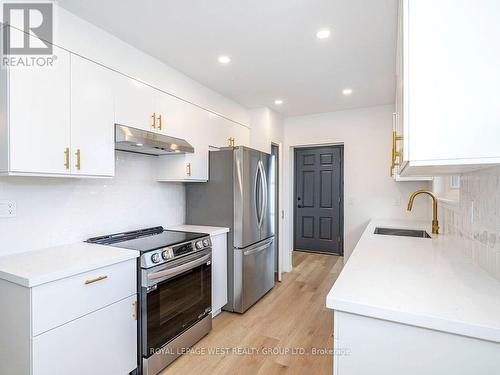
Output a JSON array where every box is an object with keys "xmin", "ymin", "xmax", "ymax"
[
  {"xmin": 392, "ymin": 0, "xmax": 500, "ymax": 177},
  {"xmin": 0, "ymin": 26, "xmax": 249, "ymax": 181}
]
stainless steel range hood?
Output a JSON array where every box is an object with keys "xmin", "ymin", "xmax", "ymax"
[{"xmin": 115, "ymin": 124, "xmax": 194, "ymax": 155}]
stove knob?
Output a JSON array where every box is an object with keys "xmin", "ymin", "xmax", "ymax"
[
  {"xmin": 203, "ymin": 239, "xmax": 210, "ymax": 247},
  {"xmin": 195, "ymin": 241, "xmax": 203, "ymax": 249},
  {"xmin": 162, "ymin": 249, "xmax": 172, "ymax": 260},
  {"xmin": 151, "ymin": 253, "xmax": 161, "ymax": 264}
]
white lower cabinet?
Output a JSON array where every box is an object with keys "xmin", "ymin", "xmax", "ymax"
[
  {"xmin": 333, "ymin": 311, "xmax": 500, "ymax": 375},
  {"xmin": 211, "ymin": 232, "xmax": 228, "ymax": 317},
  {"xmin": 33, "ymin": 295, "xmax": 137, "ymax": 375},
  {"xmin": 0, "ymin": 259, "xmax": 137, "ymax": 375}
]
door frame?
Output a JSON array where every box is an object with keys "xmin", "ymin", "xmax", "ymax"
[
  {"xmin": 271, "ymin": 142, "xmax": 281, "ymax": 282},
  {"xmin": 292, "ymin": 144, "xmax": 344, "ymax": 256}
]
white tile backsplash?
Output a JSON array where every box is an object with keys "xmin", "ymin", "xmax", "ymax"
[
  {"xmin": 440, "ymin": 166, "xmax": 500, "ymax": 281},
  {"xmin": 0, "ymin": 152, "xmax": 185, "ymax": 256}
]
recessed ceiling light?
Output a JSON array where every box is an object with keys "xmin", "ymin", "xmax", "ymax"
[
  {"xmin": 316, "ymin": 29, "xmax": 331, "ymax": 39},
  {"xmin": 342, "ymin": 88, "xmax": 353, "ymax": 96},
  {"xmin": 218, "ymin": 55, "xmax": 231, "ymax": 64},
  {"xmin": 274, "ymin": 99, "xmax": 283, "ymax": 105}
]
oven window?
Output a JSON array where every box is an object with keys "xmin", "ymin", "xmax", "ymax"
[{"xmin": 146, "ymin": 262, "xmax": 211, "ymax": 355}]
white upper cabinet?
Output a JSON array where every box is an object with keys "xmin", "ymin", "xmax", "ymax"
[
  {"xmin": 2, "ymin": 28, "xmax": 71, "ymax": 176},
  {"xmin": 398, "ymin": 0, "xmax": 500, "ymax": 176},
  {"xmin": 70, "ymin": 55, "xmax": 115, "ymax": 177},
  {"xmin": 0, "ymin": 27, "xmax": 248, "ymax": 181},
  {"xmin": 0, "ymin": 27, "xmax": 114, "ymax": 178},
  {"xmin": 115, "ymin": 75, "xmax": 157, "ymax": 132},
  {"xmin": 156, "ymin": 100, "xmax": 209, "ymax": 182},
  {"xmin": 154, "ymin": 90, "xmax": 185, "ymax": 138}
]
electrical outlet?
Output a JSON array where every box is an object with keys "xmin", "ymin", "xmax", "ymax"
[{"xmin": 0, "ymin": 200, "xmax": 16, "ymax": 218}]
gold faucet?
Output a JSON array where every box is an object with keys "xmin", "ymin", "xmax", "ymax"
[{"xmin": 407, "ymin": 190, "xmax": 439, "ymax": 234}]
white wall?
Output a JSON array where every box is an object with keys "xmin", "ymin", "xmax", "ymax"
[
  {"xmin": 283, "ymin": 105, "xmax": 431, "ymax": 267},
  {"xmin": 0, "ymin": 152, "xmax": 185, "ymax": 256},
  {"xmin": 249, "ymin": 107, "xmax": 284, "ymax": 153}
]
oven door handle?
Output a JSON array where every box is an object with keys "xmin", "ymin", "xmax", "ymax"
[{"xmin": 147, "ymin": 253, "xmax": 211, "ymax": 281}]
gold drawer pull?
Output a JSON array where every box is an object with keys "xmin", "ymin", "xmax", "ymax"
[
  {"xmin": 84, "ymin": 275, "xmax": 108, "ymax": 285},
  {"xmin": 75, "ymin": 149, "xmax": 81, "ymax": 170},
  {"xmin": 157, "ymin": 114, "xmax": 163, "ymax": 130},
  {"xmin": 186, "ymin": 163, "xmax": 192, "ymax": 176},
  {"xmin": 152, "ymin": 112, "xmax": 156, "ymax": 129},
  {"xmin": 64, "ymin": 147, "xmax": 70, "ymax": 169},
  {"xmin": 133, "ymin": 301, "xmax": 138, "ymax": 320}
]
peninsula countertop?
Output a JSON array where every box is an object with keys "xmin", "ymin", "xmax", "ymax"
[{"xmin": 326, "ymin": 219, "xmax": 500, "ymax": 343}]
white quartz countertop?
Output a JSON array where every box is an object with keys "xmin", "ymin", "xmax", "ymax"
[
  {"xmin": 0, "ymin": 243, "xmax": 139, "ymax": 288},
  {"xmin": 326, "ymin": 219, "xmax": 500, "ymax": 343},
  {"xmin": 168, "ymin": 225, "xmax": 230, "ymax": 237}
]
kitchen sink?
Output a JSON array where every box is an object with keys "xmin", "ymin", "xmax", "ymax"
[{"xmin": 374, "ymin": 227, "xmax": 431, "ymax": 238}]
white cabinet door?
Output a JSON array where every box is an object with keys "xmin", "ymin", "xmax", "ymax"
[
  {"xmin": 32, "ymin": 295, "xmax": 137, "ymax": 375},
  {"xmin": 211, "ymin": 233, "xmax": 228, "ymax": 317},
  {"xmin": 115, "ymin": 74, "xmax": 156, "ymax": 132},
  {"xmin": 70, "ymin": 55, "xmax": 115, "ymax": 177},
  {"xmin": 407, "ymin": 0, "xmax": 500, "ymax": 163},
  {"xmin": 32, "ymin": 259, "xmax": 136, "ymax": 336},
  {"xmin": 156, "ymin": 101, "xmax": 210, "ymax": 182},
  {"xmin": 206, "ymin": 112, "xmax": 250, "ymax": 149},
  {"xmin": 400, "ymin": 0, "xmax": 500, "ymax": 175},
  {"xmin": 154, "ymin": 91, "xmax": 185, "ymax": 137},
  {"xmin": 8, "ymin": 28, "xmax": 71, "ymax": 175}
]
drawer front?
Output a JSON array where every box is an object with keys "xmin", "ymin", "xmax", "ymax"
[
  {"xmin": 32, "ymin": 259, "xmax": 136, "ymax": 336},
  {"xmin": 32, "ymin": 295, "xmax": 137, "ymax": 375}
]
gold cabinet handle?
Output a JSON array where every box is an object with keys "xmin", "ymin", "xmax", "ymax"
[
  {"xmin": 64, "ymin": 147, "xmax": 70, "ymax": 170},
  {"xmin": 133, "ymin": 301, "xmax": 138, "ymax": 320},
  {"xmin": 152, "ymin": 112, "xmax": 156, "ymax": 129},
  {"xmin": 157, "ymin": 114, "xmax": 163, "ymax": 130},
  {"xmin": 186, "ymin": 163, "xmax": 192, "ymax": 176},
  {"xmin": 75, "ymin": 149, "xmax": 81, "ymax": 170},
  {"xmin": 228, "ymin": 137, "xmax": 235, "ymax": 147},
  {"xmin": 84, "ymin": 275, "xmax": 108, "ymax": 285}
]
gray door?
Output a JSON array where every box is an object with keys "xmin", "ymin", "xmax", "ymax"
[
  {"xmin": 294, "ymin": 146, "xmax": 343, "ymax": 254},
  {"xmin": 234, "ymin": 147, "xmax": 261, "ymax": 248},
  {"xmin": 260, "ymin": 152, "xmax": 275, "ymax": 241}
]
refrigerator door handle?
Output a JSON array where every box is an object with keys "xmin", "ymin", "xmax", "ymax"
[
  {"xmin": 259, "ymin": 160, "xmax": 268, "ymax": 228},
  {"xmin": 243, "ymin": 238, "xmax": 274, "ymax": 256},
  {"xmin": 256, "ymin": 160, "xmax": 266, "ymax": 229},
  {"xmin": 254, "ymin": 160, "xmax": 262, "ymax": 227}
]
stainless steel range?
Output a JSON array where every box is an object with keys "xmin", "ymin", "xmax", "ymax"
[{"xmin": 87, "ymin": 227, "xmax": 212, "ymax": 375}]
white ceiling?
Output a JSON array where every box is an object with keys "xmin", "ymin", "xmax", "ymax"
[{"xmin": 58, "ymin": 0, "xmax": 397, "ymax": 117}]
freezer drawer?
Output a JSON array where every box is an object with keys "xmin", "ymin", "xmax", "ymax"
[{"xmin": 233, "ymin": 237, "xmax": 275, "ymax": 313}]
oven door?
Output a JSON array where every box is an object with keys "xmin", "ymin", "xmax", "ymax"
[{"xmin": 142, "ymin": 249, "xmax": 212, "ymax": 358}]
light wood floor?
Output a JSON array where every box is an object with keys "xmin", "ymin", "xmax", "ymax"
[{"xmin": 161, "ymin": 251, "xmax": 343, "ymax": 375}]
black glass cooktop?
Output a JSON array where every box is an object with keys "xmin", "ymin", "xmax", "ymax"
[{"xmin": 87, "ymin": 226, "xmax": 207, "ymax": 253}]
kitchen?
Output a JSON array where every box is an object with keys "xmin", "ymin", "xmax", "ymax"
[{"xmin": 0, "ymin": 0, "xmax": 499, "ymax": 374}]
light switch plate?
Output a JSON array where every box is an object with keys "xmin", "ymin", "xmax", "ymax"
[{"xmin": 0, "ymin": 200, "xmax": 16, "ymax": 218}]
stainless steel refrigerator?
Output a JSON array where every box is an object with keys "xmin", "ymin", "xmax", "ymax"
[{"xmin": 186, "ymin": 146, "xmax": 275, "ymax": 313}]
